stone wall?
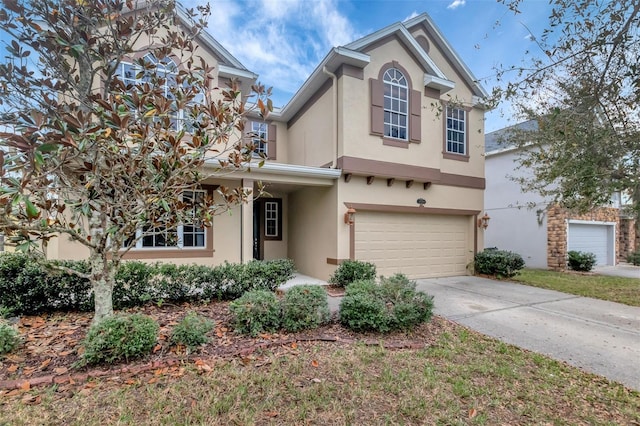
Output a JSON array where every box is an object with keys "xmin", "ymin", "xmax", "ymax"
[
  {"xmin": 546, "ymin": 205, "xmax": 620, "ymax": 270},
  {"xmin": 618, "ymin": 218, "xmax": 638, "ymax": 261}
]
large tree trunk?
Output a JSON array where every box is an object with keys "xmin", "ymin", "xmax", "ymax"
[{"xmin": 90, "ymin": 250, "xmax": 115, "ymax": 324}]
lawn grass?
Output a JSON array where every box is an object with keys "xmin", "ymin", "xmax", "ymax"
[
  {"xmin": 1, "ymin": 319, "xmax": 638, "ymax": 425},
  {"xmin": 512, "ymin": 268, "xmax": 640, "ymax": 306}
]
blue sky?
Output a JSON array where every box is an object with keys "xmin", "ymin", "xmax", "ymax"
[{"xmin": 197, "ymin": 0, "xmax": 554, "ymax": 132}]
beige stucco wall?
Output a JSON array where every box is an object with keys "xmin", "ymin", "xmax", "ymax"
[
  {"xmin": 288, "ymin": 185, "xmax": 338, "ymax": 280},
  {"xmin": 286, "ymin": 87, "xmax": 334, "ymax": 167}
]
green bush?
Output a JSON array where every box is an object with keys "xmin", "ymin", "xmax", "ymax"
[
  {"xmin": 0, "ymin": 321, "xmax": 20, "ymax": 355},
  {"xmin": 626, "ymin": 250, "xmax": 640, "ymax": 266},
  {"xmin": 329, "ymin": 260, "xmax": 377, "ymax": 287},
  {"xmin": 0, "ymin": 252, "xmax": 295, "ymax": 315},
  {"xmin": 281, "ymin": 285, "xmax": 330, "ymax": 332},
  {"xmin": 170, "ymin": 311, "xmax": 214, "ymax": 351},
  {"xmin": 81, "ymin": 314, "xmax": 159, "ymax": 365},
  {"xmin": 567, "ymin": 251, "xmax": 597, "ymax": 272},
  {"xmin": 229, "ymin": 290, "xmax": 281, "ymax": 336},
  {"xmin": 474, "ymin": 249, "xmax": 525, "ymax": 278},
  {"xmin": 339, "ymin": 274, "xmax": 433, "ymax": 333}
]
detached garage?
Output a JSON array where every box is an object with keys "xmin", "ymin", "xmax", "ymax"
[
  {"xmin": 354, "ymin": 212, "xmax": 473, "ymax": 279},
  {"xmin": 567, "ymin": 221, "xmax": 616, "ymax": 266}
]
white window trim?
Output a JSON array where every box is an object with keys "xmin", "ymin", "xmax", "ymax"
[
  {"xmin": 251, "ymin": 121, "xmax": 268, "ymax": 157},
  {"xmin": 264, "ymin": 200, "xmax": 279, "ymax": 238},
  {"xmin": 383, "ymin": 68, "xmax": 409, "ymax": 141},
  {"xmin": 446, "ymin": 106, "xmax": 466, "ymax": 155},
  {"xmin": 129, "ymin": 190, "xmax": 207, "ymax": 250}
]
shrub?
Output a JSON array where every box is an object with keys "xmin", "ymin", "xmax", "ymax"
[
  {"xmin": 339, "ymin": 280, "xmax": 389, "ymax": 332},
  {"xmin": 474, "ymin": 249, "xmax": 525, "ymax": 278},
  {"xmin": 281, "ymin": 285, "xmax": 330, "ymax": 332},
  {"xmin": 339, "ymin": 275, "xmax": 434, "ymax": 333},
  {"xmin": 567, "ymin": 251, "xmax": 597, "ymax": 272},
  {"xmin": 170, "ymin": 311, "xmax": 214, "ymax": 351},
  {"xmin": 229, "ymin": 290, "xmax": 281, "ymax": 336},
  {"xmin": 329, "ymin": 260, "xmax": 377, "ymax": 287},
  {"xmin": 81, "ymin": 314, "xmax": 158, "ymax": 365},
  {"xmin": 0, "ymin": 321, "xmax": 20, "ymax": 355},
  {"xmin": 627, "ymin": 250, "xmax": 640, "ymax": 266}
]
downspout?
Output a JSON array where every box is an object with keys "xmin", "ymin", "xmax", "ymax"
[{"xmin": 322, "ymin": 66, "xmax": 338, "ymax": 168}]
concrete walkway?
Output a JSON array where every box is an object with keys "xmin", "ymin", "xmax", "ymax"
[
  {"xmin": 415, "ymin": 276, "xmax": 640, "ymax": 391},
  {"xmin": 594, "ymin": 263, "xmax": 640, "ymax": 279}
]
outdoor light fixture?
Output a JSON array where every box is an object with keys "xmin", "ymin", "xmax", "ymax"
[
  {"xmin": 344, "ymin": 207, "xmax": 356, "ymax": 225},
  {"xmin": 477, "ymin": 212, "xmax": 491, "ymax": 229},
  {"xmin": 417, "ymin": 198, "xmax": 426, "ymax": 206}
]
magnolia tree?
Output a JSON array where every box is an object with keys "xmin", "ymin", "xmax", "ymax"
[
  {"xmin": 0, "ymin": 0, "xmax": 270, "ymax": 322},
  {"xmin": 493, "ymin": 0, "xmax": 640, "ymax": 244}
]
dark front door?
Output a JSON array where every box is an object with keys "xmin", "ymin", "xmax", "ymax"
[{"xmin": 253, "ymin": 202, "xmax": 262, "ymax": 260}]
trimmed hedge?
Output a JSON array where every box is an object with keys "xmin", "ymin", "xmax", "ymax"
[
  {"xmin": 0, "ymin": 253, "xmax": 294, "ymax": 315},
  {"xmin": 474, "ymin": 248, "xmax": 525, "ymax": 278},
  {"xmin": 281, "ymin": 285, "xmax": 330, "ymax": 332},
  {"xmin": 328, "ymin": 260, "xmax": 377, "ymax": 287},
  {"xmin": 626, "ymin": 250, "xmax": 640, "ymax": 266},
  {"xmin": 228, "ymin": 290, "xmax": 281, "ymax": 337}
]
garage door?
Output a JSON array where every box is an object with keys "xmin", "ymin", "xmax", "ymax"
[
  {"xmin": 355, "ymin": 212, "xmax": 470, "ymax": 279},
  {"xmin": 567, "ymin": 222, "xmax": 614, "ymax": 266}
]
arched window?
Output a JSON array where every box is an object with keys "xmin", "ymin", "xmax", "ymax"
[{"xmin": 383, "ymin": 68, "xmax": 408, "ymax": 140}]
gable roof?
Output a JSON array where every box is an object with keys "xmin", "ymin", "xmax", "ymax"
[
  {"xmin": 273, "ymin": 12, "xmax": 488, "ymax": 122},
  {"xmin": 485, "ymin": 120, "xmax": 538, "ymax": 155}
]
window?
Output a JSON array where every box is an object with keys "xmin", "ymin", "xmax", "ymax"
[
  {"xmin": 130, "ymin": 190, "xmax": 206, "ymax": 249},
  {"xmin": 383, "ymin": 68, "xmax": 408, "ymax": 140},
  {"xmin": 264, "ymin": 201, "xmax": 279, "ymax": 238},
  {"xmin": 251, "ymin": 121, "xmax": 268, "ymax": 156},
  {"xmin": 115, "ymin": 54, "xmax": 203, "ymax": 131},
  {"xmin": 446, "ymin": 106, "xmax": 466, "ymax": 155}
]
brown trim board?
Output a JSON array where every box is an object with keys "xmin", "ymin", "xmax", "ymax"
[
  {"xmin": 344, "ymin": 202, "xmax": 480, "ymax": 217},
  {"xmin": 336, "ymin": 156, "xmax": 486, "ymax": 189},
  {"xmin": 336, "ymin": 64, "xmax": 364, "ymax": 80},
  {"xmin": 327, "ymin": 258, "xmax": 350, "ymax": 265}
]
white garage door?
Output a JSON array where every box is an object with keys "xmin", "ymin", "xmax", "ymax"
[
  {"xmin": 567, "ymin": 222, "xmax": 614, "ymax": 266},
  {"xmin": 355, "ymin": 212, "xmax": 470, "ymax": 279}
]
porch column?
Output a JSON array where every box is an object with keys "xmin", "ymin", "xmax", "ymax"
[{"xmin": 241, "ymin": 178, "xmax": 254, "ymax": 263}]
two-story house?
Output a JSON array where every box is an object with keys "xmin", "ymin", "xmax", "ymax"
[{"xmin": 48, "ymin": 9, "xmax": 488, "ymax": 280}]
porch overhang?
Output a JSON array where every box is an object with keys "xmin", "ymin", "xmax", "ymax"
[{"xmin": 203, "ymin": 161, "xmax": 342, "ymax": 187}]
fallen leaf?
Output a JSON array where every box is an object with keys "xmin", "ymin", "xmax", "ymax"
[
  {"xmin": 311, "ymin": 360, "xmax": 319, "ymax": 368},
  {"xmin": 22, "ymin": 394, "xmax": 42, "ymax": 405},
  {"xmin": 310, "ymin": 378, "xmax": 322, "ymax": 383},
  {"xmin": 291, "ymin": 342, "xmax": 298, "ymax": 349},
  {"xmin": 39, "ymin": 358, "xmax": 52, "ymax": 369},
  {"xmin": 54, "ymin": 367, "xmax": 68, "ymax": 375},
  {"xmin": 153, "ymin": 344, "xmax": 162, "ymax": 353},
  {"xmin": 20, "ymin": 381, "xmax": 31, "ymax": 391},
  {"xmin": 469, "ymin": 408, "xmax": 478, "ymax": 419},
  {"xmin": 124, "ymin": 379, "xmax": 137, "ymax": 385},
  {"xmin": 264, "ymin": 411, "xmax": 279, "ymax": 418},
  {"xmin": 147, "ymin": 377, "xmax": 158, "ymax": 384},
  {"xmin": 7, "ymin": 364, "xmax": 18, "ymax": 372}
]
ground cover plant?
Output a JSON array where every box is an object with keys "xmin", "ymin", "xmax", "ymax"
[
  {"xmin": 0, "ymin": 303, "xmax": 638, "ymax": 425},
  {"xmin": 627, "ymin": 250, "xmax": 640, "ymax": 266},
  {"xmin": 169, "ymin": 311, "xmax": 214, "ymax": 352},
  {"xmin": 512, "ymin": 269, "xmax": 640, "ymax": 306}
]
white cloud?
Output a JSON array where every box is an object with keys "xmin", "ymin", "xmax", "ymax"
[
  {"xmin": 201, "ymin": 0, "xmax": 357, "ymax": 106},
  {"xmin": 447, "ymin": 0, "xmax": 466, "ymax": 10}
]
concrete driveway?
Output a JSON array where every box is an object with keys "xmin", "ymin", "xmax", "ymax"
[
  {"xmin": 594, "ymin": 264, "xmax": 640, "ymax": 279},
  {"xmin": 415, "ymin": 276, "xmax": 640, "ymax": 391}
]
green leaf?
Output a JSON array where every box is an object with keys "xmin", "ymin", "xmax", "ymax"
[{"xmin": 23, "ymin": 196, "xmax": 39, "ymax": 219}]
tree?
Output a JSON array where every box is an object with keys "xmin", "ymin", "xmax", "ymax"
[
  {"xmin": 0, "ymin": 0, "xmax": 270, "ymax": 323},
  {"xmin": 494, "ymin": 0, "xmax": 640, "ymax": 246}
]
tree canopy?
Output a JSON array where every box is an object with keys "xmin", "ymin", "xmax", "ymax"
[
  {"xmin": 0, "ymin": 0, "xmax": 270, "ymax": 322},
  {"xmin": 494, "ymin": 0, "xmax": 639, "ymax": 230}
]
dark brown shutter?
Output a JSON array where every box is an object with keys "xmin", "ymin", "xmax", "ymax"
[
  {"xmin": 267, "ymin": 123, "xmax": 277, "ymax": 160},
  {"xmin": 409, "ymin": 89, "xmax": 421, "ymax": 143},
  {"xmin": 370, "ymin": 78, "xmax": 384, "ymax": 136}
]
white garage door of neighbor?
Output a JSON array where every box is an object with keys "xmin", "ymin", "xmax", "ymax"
[
  {"xmin": 355, "ymin": 212, "xmax": 470, "ymax": 279},
  {"xmin": 567, "ymin": 223, "xmax": 614, "ymax": 266}
]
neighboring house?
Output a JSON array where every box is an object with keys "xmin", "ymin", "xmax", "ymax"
[
  {"xmin": 484, "ymin": 122, "xmax": 636, "ymax": 269},
  {"xmin": 47, "ymin": 9, "xmax": 489, "ymax": 280}
]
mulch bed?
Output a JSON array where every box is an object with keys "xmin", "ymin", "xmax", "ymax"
[{"xmin": 0, "ymin": 301, "xmax": 447, "ymax": 395}]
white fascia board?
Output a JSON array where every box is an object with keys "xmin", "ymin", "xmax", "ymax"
[
  {"xmin": 404, "ymin": 13, "xmax": 489, "ymax": 99},
  {"xmin": 276, "ymin": 48, "xmax": 370, "ymax": 122},
  {"xmin": 175, "ymin": 5, "xmax": 248, "ymax": 71},
  {"xmin": 204, "ymin": 160, "xmax": 342, "ymax": 180},
  {"xmin": 218, "ymin": 64, "xmax": 258, "ymax": 81},
  {"xmin": 346, "ymin": 23, "xmax": 446, "ymax": 80},
  {"xmin": 424, "ymin": 75, "xmax": 455, "ymax": 92},
  {"xmin": 485, "ymin": 145, "xmax": 519, "ymax": 157}
]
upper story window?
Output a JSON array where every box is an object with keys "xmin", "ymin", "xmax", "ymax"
[
  {"xmin": 383, "ymin": 68, "xmax": 409, "ymax": 140},
  {"xmin": 446, "ymin": 106, "xmax": 466, "ymax": 155},
  {"xmin": 115, "ymin": 54, "xmax": 203, "ymax": 132},
  {"xmin": 251, "ymin": 121, "xmax": 268, "ymax": 156}
]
